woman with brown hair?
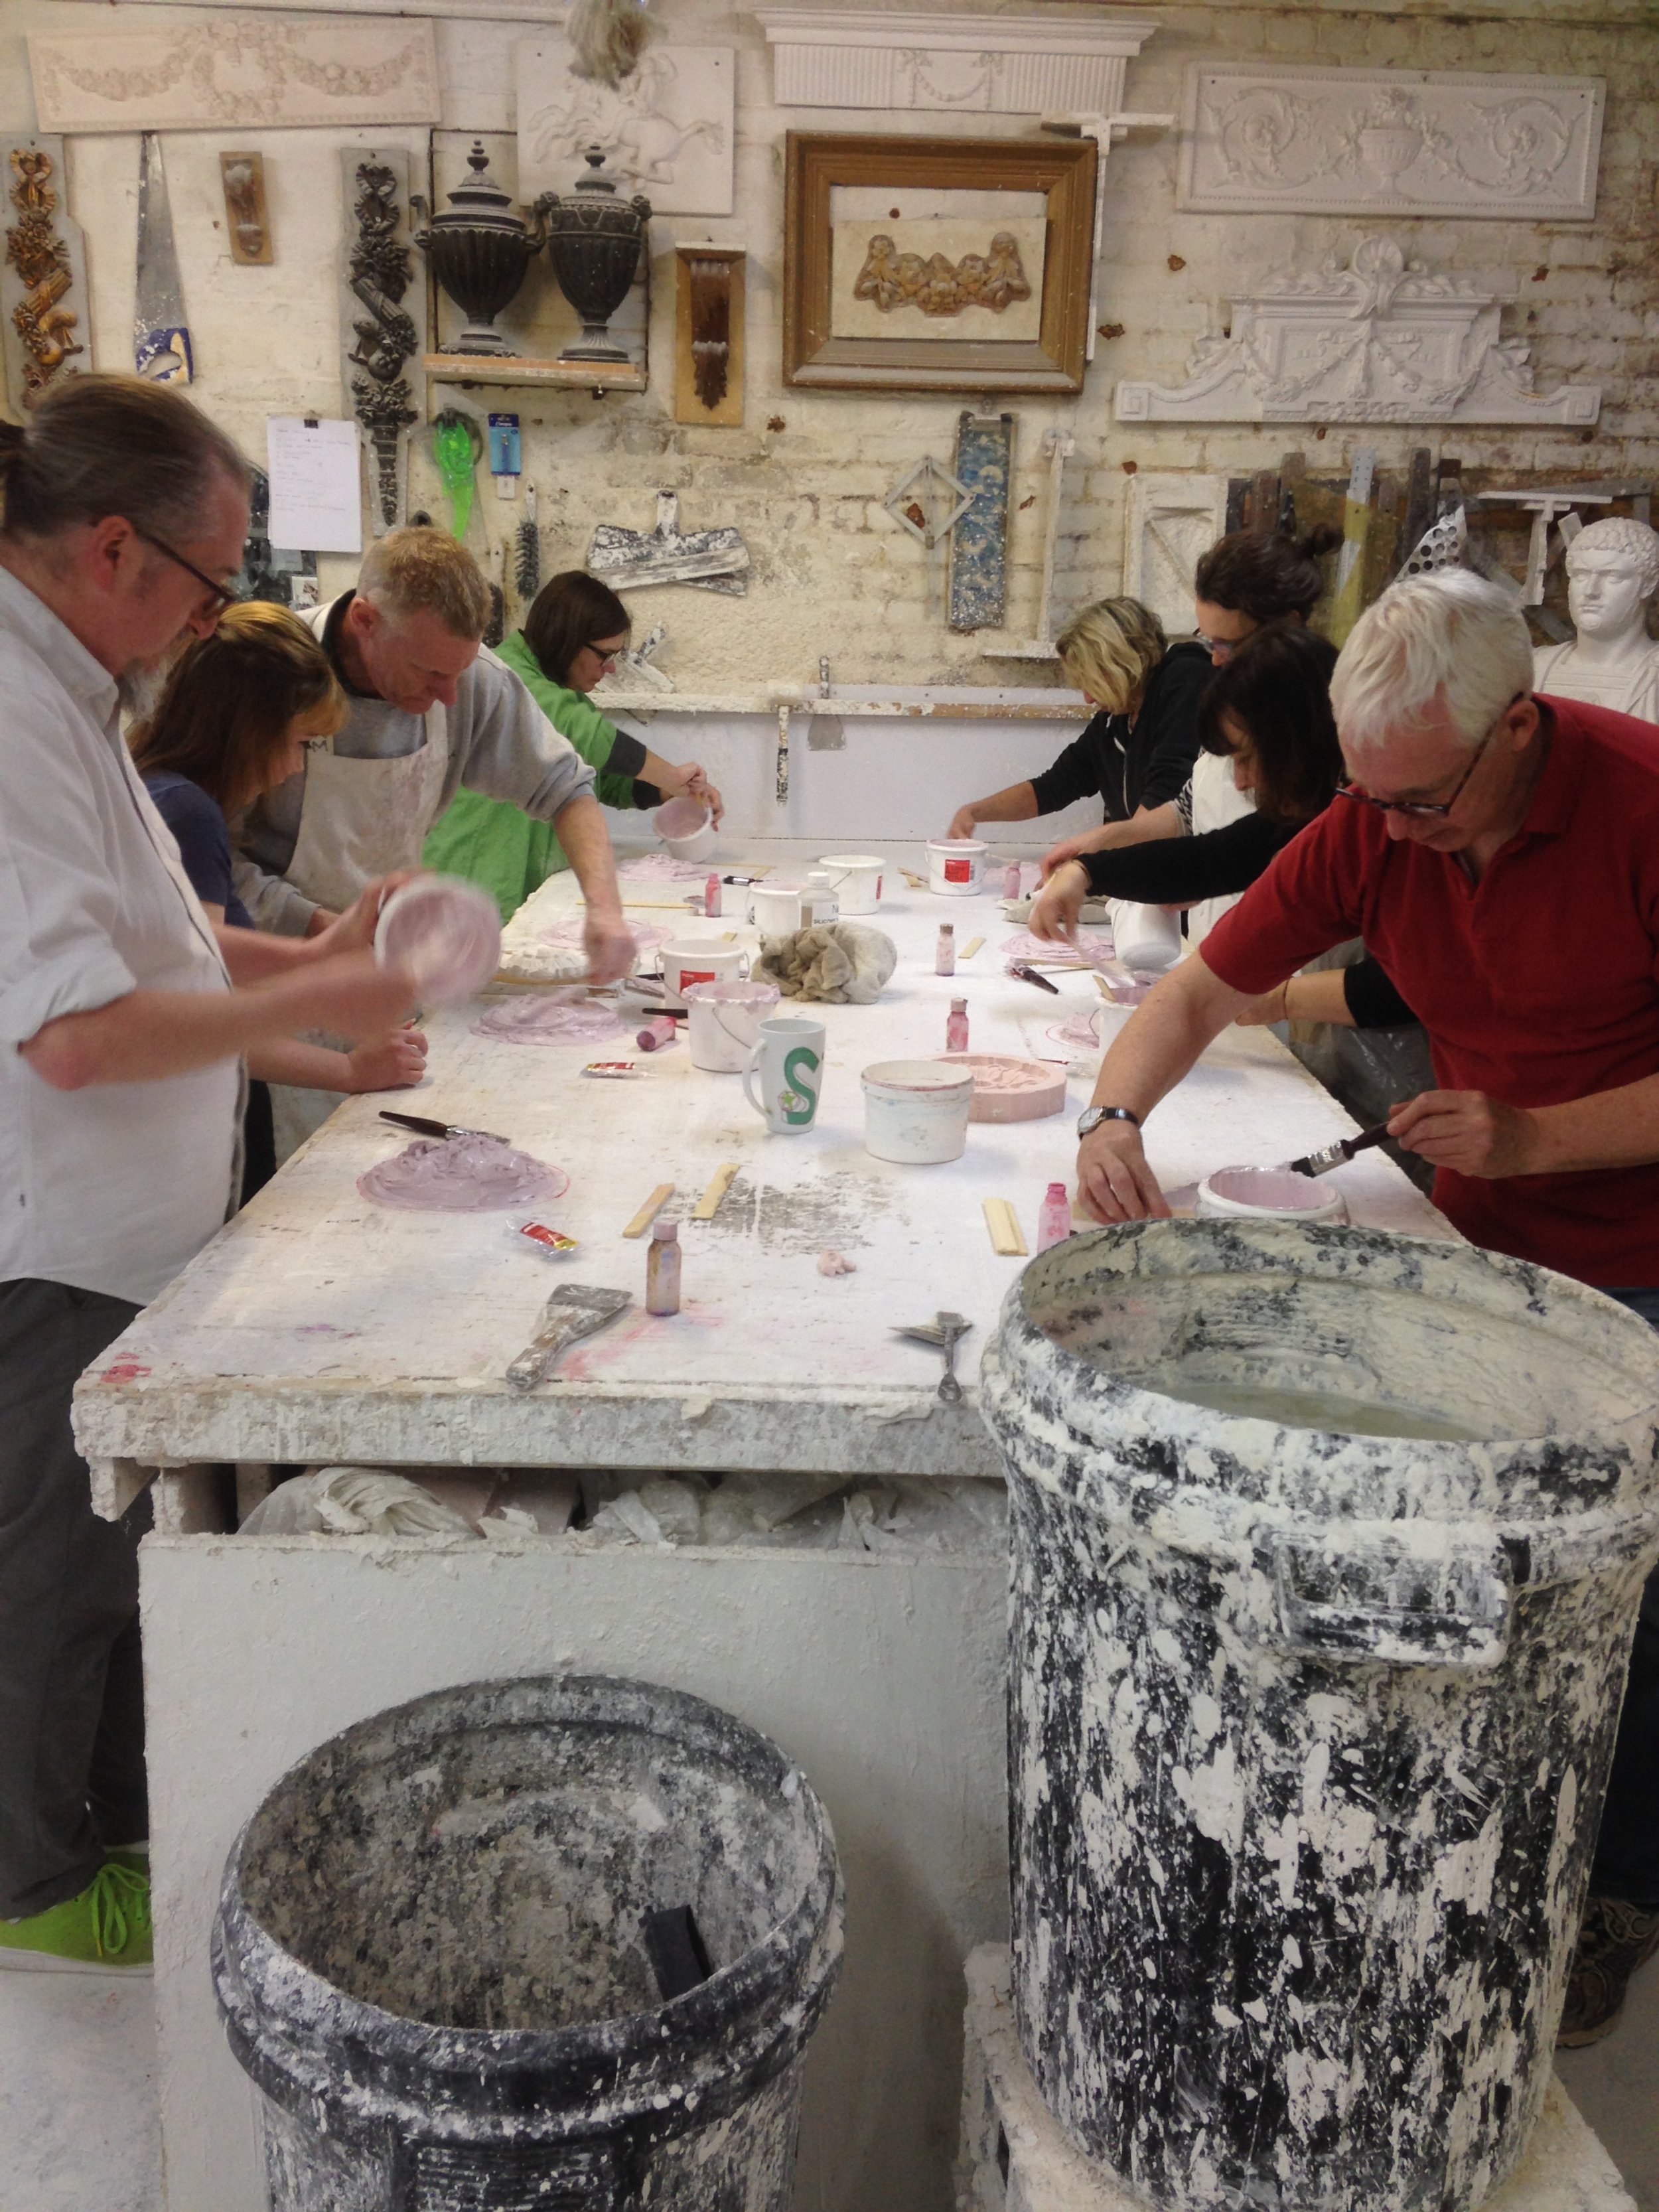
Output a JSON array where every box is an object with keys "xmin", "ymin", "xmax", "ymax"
[
  {"xmin": 131, "ymin": 601, "xmax": 427, "ymax": 1198},
  {"xmin": 422, "ymin": 571, "xmax": 722, "ymax": 920}
]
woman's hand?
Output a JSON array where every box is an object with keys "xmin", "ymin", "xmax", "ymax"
[
  {"xmin": 312, "ymin": 872, "xmax": 424, "ymax": 958},
  {"xmin": 656, "ymin": 759, "xmax": 725, "ymax": 826},
  {"xmin": 684, "ymin": 767, "xmax": 725, "ymax": 825},
  {"xmin": 946, "ymin": 804, "xmax": 978, "ymax": 842},
  {"xmin": 1076, "ymin": 1122, "xmax": 1171, "ymax": 1224},
  {"xmin": 344, "ymin": 1025, "xmax": 429, "ymax": 1093},
  {"xmin": 1029, "ymin": 861, "xmax": 1088, "ymax": 946},
  {"xmin": 1039, "ymin": 827, "xmax": 1113, "ymax": 879}
]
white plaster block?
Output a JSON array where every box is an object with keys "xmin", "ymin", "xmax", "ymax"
[
  {"xmin": 1122, "ymin": 471, "xmax": 1228, "ymax": 636},
  {"xmin": 1177, "ymin": 64, "xmax": 1605, "ymax": 220},
  {"xmin": 29, "ymin": 15, "xmax": 440, "ymax": 133},
  {"xmin": 515, "ymin": 37, "xmax": 733, "ymax": 216},
  {"xmin": 754, "ymin": 11, "xmax": 1153, "ymax": 115},
  {"xmin": 958, "ymin": 1947, "xmax": 1638, "ymax": 2212}
]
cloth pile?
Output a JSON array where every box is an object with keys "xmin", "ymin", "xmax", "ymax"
[{"xmin": 757, "ymin": 922, "xmax": 897, "ymax": 1005}]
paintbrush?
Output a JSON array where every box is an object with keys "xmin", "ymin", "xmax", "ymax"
[
  {"xmin": 1008, "ymin": 962, "xmax": 1060, "ymax": 995},
  {"xmin": 1286, "ymin": 1122, "xmax": 1390, "ymax": 1177},
  {"xmin": 380, "ymin": 1110, "xmax": 509, "ymax": 1144}
]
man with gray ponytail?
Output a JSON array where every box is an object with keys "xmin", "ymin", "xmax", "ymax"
[
  {"xmin": 0, "ymin": 376, "xmax": 423, "ymax": 1973},
  {"xmin": 1071, "ymin": 563, "xmax": 1659, "ymax": 2043}
]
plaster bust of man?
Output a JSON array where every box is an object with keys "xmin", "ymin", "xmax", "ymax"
[{"xmin": 1532, "ymin": 515, "xmax": 1659, "ymax": 725}]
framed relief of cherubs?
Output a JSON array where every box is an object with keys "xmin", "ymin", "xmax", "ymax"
[{"xmin": 782, "ymin": 133, "xmax": 1096, "ymax": 394}]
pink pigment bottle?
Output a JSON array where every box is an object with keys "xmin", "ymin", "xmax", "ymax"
[
  {"xmin": 705, "ymin": 873, "xmax": 721, "ymax": 918},
  {"xmin": 936, "ymin": 924, "xmax": 956, "ymax": 976},
  {"xmin": 1036, "ymin": 1183, "xmax": 1072, "ymax": 1252},
  {"xmin": 646, "ymin": 1219, "xmax": 682, "ymax": 1315},
  {"xmin": 946, "ymin": 997, "xmax": 970, "ymax": 1053}
]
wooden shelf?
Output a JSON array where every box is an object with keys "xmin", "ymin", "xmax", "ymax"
[{"xmin": 421, "ymin": 351, "xmax": 646, "ymax": 392}]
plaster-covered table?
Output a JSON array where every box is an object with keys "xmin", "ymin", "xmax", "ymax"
[{"xmin": 74, "ymin": 843, "xmax": 1447, "ymax": 1519}]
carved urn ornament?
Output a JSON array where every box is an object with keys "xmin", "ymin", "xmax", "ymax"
[
  {"xmin": 541, "ymin": 146, "xmax": 652, "ymax": 364},
  {"xmin": 413, "ymin": 142, "xmax": 547, "ymax": 357}
]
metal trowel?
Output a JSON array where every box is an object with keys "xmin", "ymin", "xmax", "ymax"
[
  {"xmin": 893, "ymin": 1311, "xmax": 972, "ymax": 1402},
  {"xmin": 506, "ymin": 1285, "xmax": 632, "ymax": 1391}
]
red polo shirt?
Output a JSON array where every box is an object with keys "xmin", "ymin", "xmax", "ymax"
[{"xmin": 1201, "ymin": 696, "xmax": 1659, "ymax": 1287}]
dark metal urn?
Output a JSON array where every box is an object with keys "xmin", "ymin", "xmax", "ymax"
[
  {"xmin": 539, "ymin": 147, "xmax": 652, "ymax": 364},
  {"xmin": 413, "ymin": 142, "xmax": 545, "ymax": 357}
]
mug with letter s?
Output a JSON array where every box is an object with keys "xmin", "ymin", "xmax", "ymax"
[{"xmin": 742, "ymin": 1016, "xmax": 826, "ymax": 1134}]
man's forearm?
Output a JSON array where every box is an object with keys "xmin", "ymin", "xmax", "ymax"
[
  {"xmin": 1088, "ymin": 954, "xmax": 1254, "ymax": 1118},
  {"xmin": 554, "ymin": 792, "xmax": 624, "ymax": 913},
  {"xmin": 1528, "ymin": 1073, "xmax": 1659, "ymax": 1175}
]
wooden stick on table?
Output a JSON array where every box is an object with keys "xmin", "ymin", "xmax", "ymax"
[
  {"xmin": 691, "ymin": 1163, "xmax": 741, "ymax": 1220},
  {"xmin": 983, "ymin": 1199, "xmax": 1027, "ymax": 1256},
  {"xmin": 622, "ymin": 1183, "xmax": 675, "ymax": 1239},
  {"xmin": 960, "ymin": 936, "xmax": 985, "ymax": 960}
]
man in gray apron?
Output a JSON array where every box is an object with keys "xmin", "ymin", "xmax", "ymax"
[{"xmin": 234, "ymin": 526, "xmax": 634, "ymax": 1148}]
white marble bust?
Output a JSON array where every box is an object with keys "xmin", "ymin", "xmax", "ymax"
[{"xmin": 1533, "ymin": 516, "xmax": 1659, "ymax": 724}]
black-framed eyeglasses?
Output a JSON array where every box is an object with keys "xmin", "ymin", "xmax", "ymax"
[
  {"xmin": 131, "ymin": 523, "xmax": 241, "ymax": 615},
  {"xmin": 1333, "ymin": 697, "xmax": 1520, "ymax": 821},
  {"xmin": 583, "ymin": 638, "xmax": 628, "ymax": 664}
]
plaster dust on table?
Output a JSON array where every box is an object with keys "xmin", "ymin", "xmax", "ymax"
[
  {"xmin": 706, "ymin": 1169, "xmax": 896, "ymax": 1257},
  {"xmin": 1000, "ymin": 928, "xmax": 1114, "ymax": 969},
  {"xmin": 357, "ymin": 1135, "xmax": 571, "ymax": 1213}
]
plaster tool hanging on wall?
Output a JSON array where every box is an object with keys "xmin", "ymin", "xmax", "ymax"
[
  {"xmin": 219, "ymin": 153, "xmax": 271, "ymax": 265},
  {"xmin": 674, "ymin": 243, "xmax": 744, "ymax": 427},
  {"xmin": 948, "ymin": 411, "xmax": 1014, "ymax": 634},
  {"xmin": 0, "ymin": 137, "xmax": 89, "ymax": 411},
  {"xmin": 432, "ymin": 409, "xmax": 482, "ymax": 540},
  {"xmin": 339, "ymin": 150, "xmax": 423, "ymax": 540},
  {"xmin": 134, "ymin": 133, "xmax": 192, "ymax": 382},
  {"xmin": 1327, "ymin": 446, "xmax": 1376, "ymax": 647},
  {"xmin": 515, "ymin": 483, "xmax": 541, "ymax": 599},
  {"xmin": 589, "ymin": 490, "xmax": 749, "ymax": 595}
]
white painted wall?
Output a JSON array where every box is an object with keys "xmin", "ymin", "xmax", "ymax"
[{"xmin": 141, "ymin": 1536, "xmax": 1009, "ymax": 2212}]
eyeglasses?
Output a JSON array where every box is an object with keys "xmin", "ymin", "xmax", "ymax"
[
  {"xmin": 131, "ymin": 524, "xmax": 241, "ymax": 616},
  {"xmin": 1333, "ymin": 698, "xmax": 1520, "ymax": 820},
  {"xmin": 1194, "ymin": 630, "xmax": 1242, "ymax": 662},
  {"xmin": 583, "ymin": 640, "xmax": 627, "ymax": 665}
]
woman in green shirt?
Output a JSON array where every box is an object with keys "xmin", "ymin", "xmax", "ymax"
[{"xmin": 422, "ymin": 571, "xmax": 722, "ymax": 920}]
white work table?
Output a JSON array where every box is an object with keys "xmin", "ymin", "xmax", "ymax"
[{"xmin": 74, "ymin": 844, "xmax": 1448, "ymax": 1513}]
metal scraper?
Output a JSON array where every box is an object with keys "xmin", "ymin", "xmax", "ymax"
[
  {"xmin": 506, "ymin": 1284, "xmax": 632, "ymax": 1391},
  {"xmin": 135, "ymin": 133, "xmax": 192, "ymax": 384}
]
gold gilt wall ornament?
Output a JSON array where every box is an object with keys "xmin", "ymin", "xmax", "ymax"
[
  {"xmin": 1, "ymin": 137, "xmax": 90, "ymax": 409},
  {"xmin": 852, "ymin": 231, "xmax": 1031, "ymax": 319}
]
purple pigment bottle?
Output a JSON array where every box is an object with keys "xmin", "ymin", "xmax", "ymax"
[{"xmin": 646, "ymin": 1219, "xmax": 682, "ymax": 1315}]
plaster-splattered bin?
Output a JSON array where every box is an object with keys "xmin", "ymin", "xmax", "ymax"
[
  {"xmin": 981, "ymin": 1219, "xmax": 1659, "ymax": 2212},
  {"xmin": 211, "ymin": 1674, "xmax": 843, "ymax": 2211}
]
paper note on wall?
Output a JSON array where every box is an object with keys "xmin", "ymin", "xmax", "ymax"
[{"xmin": 266, "ymin": 417, "xmax": 363, "ymax": 555}]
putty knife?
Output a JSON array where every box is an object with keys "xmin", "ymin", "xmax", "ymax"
[{"xmin": 506, "ymin": 1285, "xmax": 632, "ymax": 1391}]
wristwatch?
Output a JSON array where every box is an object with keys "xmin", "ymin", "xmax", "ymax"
[{"xmin": 1077, "ymin": 1105, "xmax": 1141, "ymax": 1138}]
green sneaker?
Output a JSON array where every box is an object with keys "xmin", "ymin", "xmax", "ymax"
[{"xmin": 0, "ymin": 1861, "xmax": 153, "ymax": 1974}]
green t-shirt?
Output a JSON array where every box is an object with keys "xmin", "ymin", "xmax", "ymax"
[{"xmin": 421, "ymin": 630, "xmax": 649, "ymax": 920}]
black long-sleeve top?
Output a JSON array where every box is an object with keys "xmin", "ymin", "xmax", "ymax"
[
  {"xmin": 1344, "ymin": 957, "xmax": 1417, "ymax": 1027},
  {"xmin": 1028, "ymin": 640, "xmax": 1212, "ymax": 822},
  {"xmin": 1080, "ymin": 808, "xmax": 1293, "ymax": 905}
]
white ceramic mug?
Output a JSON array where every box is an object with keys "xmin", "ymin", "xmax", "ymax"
[
  {"xmin": 749, "ymin": 882, "xmax": 803, "ymax": 935},
  {"xmin": 742, "ymin": 1017, "xmax": 826, "ymax": 1134},
  {"xmin": 658, "ymin": 938, "xmax": 751, "ymax": 1010},
  {"xmin": 684, "ymin": 980, "xmax": 781, "ymax": 1072}
]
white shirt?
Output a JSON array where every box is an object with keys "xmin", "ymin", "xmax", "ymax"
[{"xmin": 0, "ymin": 567, "xmax": 239, "ymax": 1303}]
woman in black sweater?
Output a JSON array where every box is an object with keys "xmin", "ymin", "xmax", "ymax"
[{"xmin": 945, "ymin": 597, "xmax": 1211, "ymax": 841}]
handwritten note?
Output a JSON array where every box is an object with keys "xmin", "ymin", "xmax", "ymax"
[{"xmin": 266, "ymin": 417, "xmax": 362, "ymax": 555}]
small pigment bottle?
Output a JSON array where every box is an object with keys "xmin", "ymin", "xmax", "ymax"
[
  {"xmin": 1036, "ymin": 1183, "xmax": 1072, "ymax": 1253},
  {"xmin": 705, "ymin": 872, "xmax": 721, "ymax": 918},
  {"xmin": 1002, "ymin": 861, "xmax": 1022, "ymax": 900},
  {"xmin": 946, "ymin": 997, "xmax": 970, "ymax": 1053},
  {"xmin": 646, "ymin": 1219, "xmax": 682, "ymax": 1315},
  {"xmin": 636, "ymin": 1015, "xmax": 677, "ymax": 1052},
  {"xmin": 936, "ymin": 923, "xmax": 956, "ymax": 977}
]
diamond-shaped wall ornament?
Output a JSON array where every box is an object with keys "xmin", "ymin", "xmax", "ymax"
[{"xmin": 884, "ymin": 455, "xmax": 974, "ymax": 550}]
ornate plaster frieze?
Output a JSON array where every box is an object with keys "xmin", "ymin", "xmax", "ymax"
[
  {"xmin": 29, "ymin": 15, "xmax": 440, "ymax": 133},
  {"xmin": 755, "ymin": 10, "xmax": 1155, "ymax": 115},
  {"xmin": 516, "ymin": 38, "xmax": 733, "ymax": 216},
  {"xmin": 1178, "ymin": 64, "xmax": 1603, "ymax": 220},
  {"xmin": 1115, "ymin": 235, "xmax": 1600, "ymax": 429},
  {"xmin": 338, "ymin": 149, "xmax": 426, "ymax": 540}
]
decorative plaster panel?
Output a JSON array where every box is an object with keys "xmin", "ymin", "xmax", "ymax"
[
  {"xmin": 1123, "ymin": 475, "xmax": 1229, "ymax": 638},
  {"xmin": 516, "ymin": 38, "xmax": 733, "ymax": 215},
  {"xmin": 755, "ymin": 10, "xmax": 1153, "ymax": 114},
  {"xmin": 1, "ymin": 138, "xmax": 91, "ymax": 413},
  {"xmin": 1114, "ymin": 235, "xmax": 1601, "ymax": 428},
  {"xmin": 1178, "ymin": 64, "xmax": 1603, "ymax": 220},
  {"xmin": 29, "ymin": 16, "xmax": 440, "ymax": 134}
]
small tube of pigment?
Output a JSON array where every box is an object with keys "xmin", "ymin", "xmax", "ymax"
[
  {"xmin": 1036, "ymin": 1183, "xmax": 1072, "ymax": 1253},
  {"xmin": 1002, "ymin": 861, "xmax": 1021, "ymax": 900},
  {"xmin": 636, "ymin": 1015, "xmax": 678, "ymax": 1051},
  {"xmin": 946, "ymin": 997, "xmax": 970, "ymax": 1053},
  {"xmin": 936, "ymin": 924, "xmax": 956, "ymax": 977},
  {"xmin": 646, "ymin": 1218, "xmax": 682, "ymax": 1315}
]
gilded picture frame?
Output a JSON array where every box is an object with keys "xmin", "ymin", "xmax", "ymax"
[{"xmin": 782, "ymin": 131, "xmax": 1096, "ymax": 395}]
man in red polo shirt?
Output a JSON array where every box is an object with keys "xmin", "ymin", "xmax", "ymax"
[{"xmin": 1072, "ymin": 569, "xmax": 1659, "ymax": 2044}]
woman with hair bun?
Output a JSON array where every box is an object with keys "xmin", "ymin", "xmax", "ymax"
[{"xmin": 944, "ymin": 595, "xmax": 1210, "ymax": 843}]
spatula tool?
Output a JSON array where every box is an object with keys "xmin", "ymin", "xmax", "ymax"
[
  {"xmin": 893, "ymin": 1310, "xmax": 972, "ymax": 1402},
  {"xmin": 506, "ymin": 1285, "xmax": 632, "ymax": 1390},
  {"xmin": 380, "ymin": 1110, "xmax": 509, "ymax": 1144},
  {"xmin": 1286, "ymin": 1122, "xmax": 1390, "ymax": 1178}
]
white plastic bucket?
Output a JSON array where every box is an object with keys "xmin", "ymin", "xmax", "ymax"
[
  {"xmin": 654, "ymin": 796, "xmax": 717, "ymax": 862},
  {"xmin": 816, "ymin": 854, "xmax": 885, "ymax": 914},
  {"xmin": 1108, "ymin": 898, "xmax": 1183, "ymax": 975},
  {"xmin": 684, "ymin": 980, "xmax": 781, "ymax": 1072},
  {"xmin": 861, "ymin": 1059, "xmax": 975, "ymax": 1165},
  {"xmin": 374, "ymin": 876, "xmax": 502, "ymax": 1004},
  {"xmin": 658, "ymin": 939, "xmax": 750, "ymax": 1010},
  {"xmin": 1196, "ymin": 1166, "xmax": 1348, "ymax": 1225},
  {"xmin": 926, "ymin": 839, "xmax": 987, "ymax": 897},
  {"xmin": 749, "ymin": 883, "xmax": 803, "ymax": 935}
]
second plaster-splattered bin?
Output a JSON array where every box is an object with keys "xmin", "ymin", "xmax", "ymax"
[
  {"xmin": 981, "ymin": 1220, "xmax": 1659, "ymax": 2212},
  {"xmin": 212, "ymin": 1674, "xmax": 842, "ymax": 2211}
]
